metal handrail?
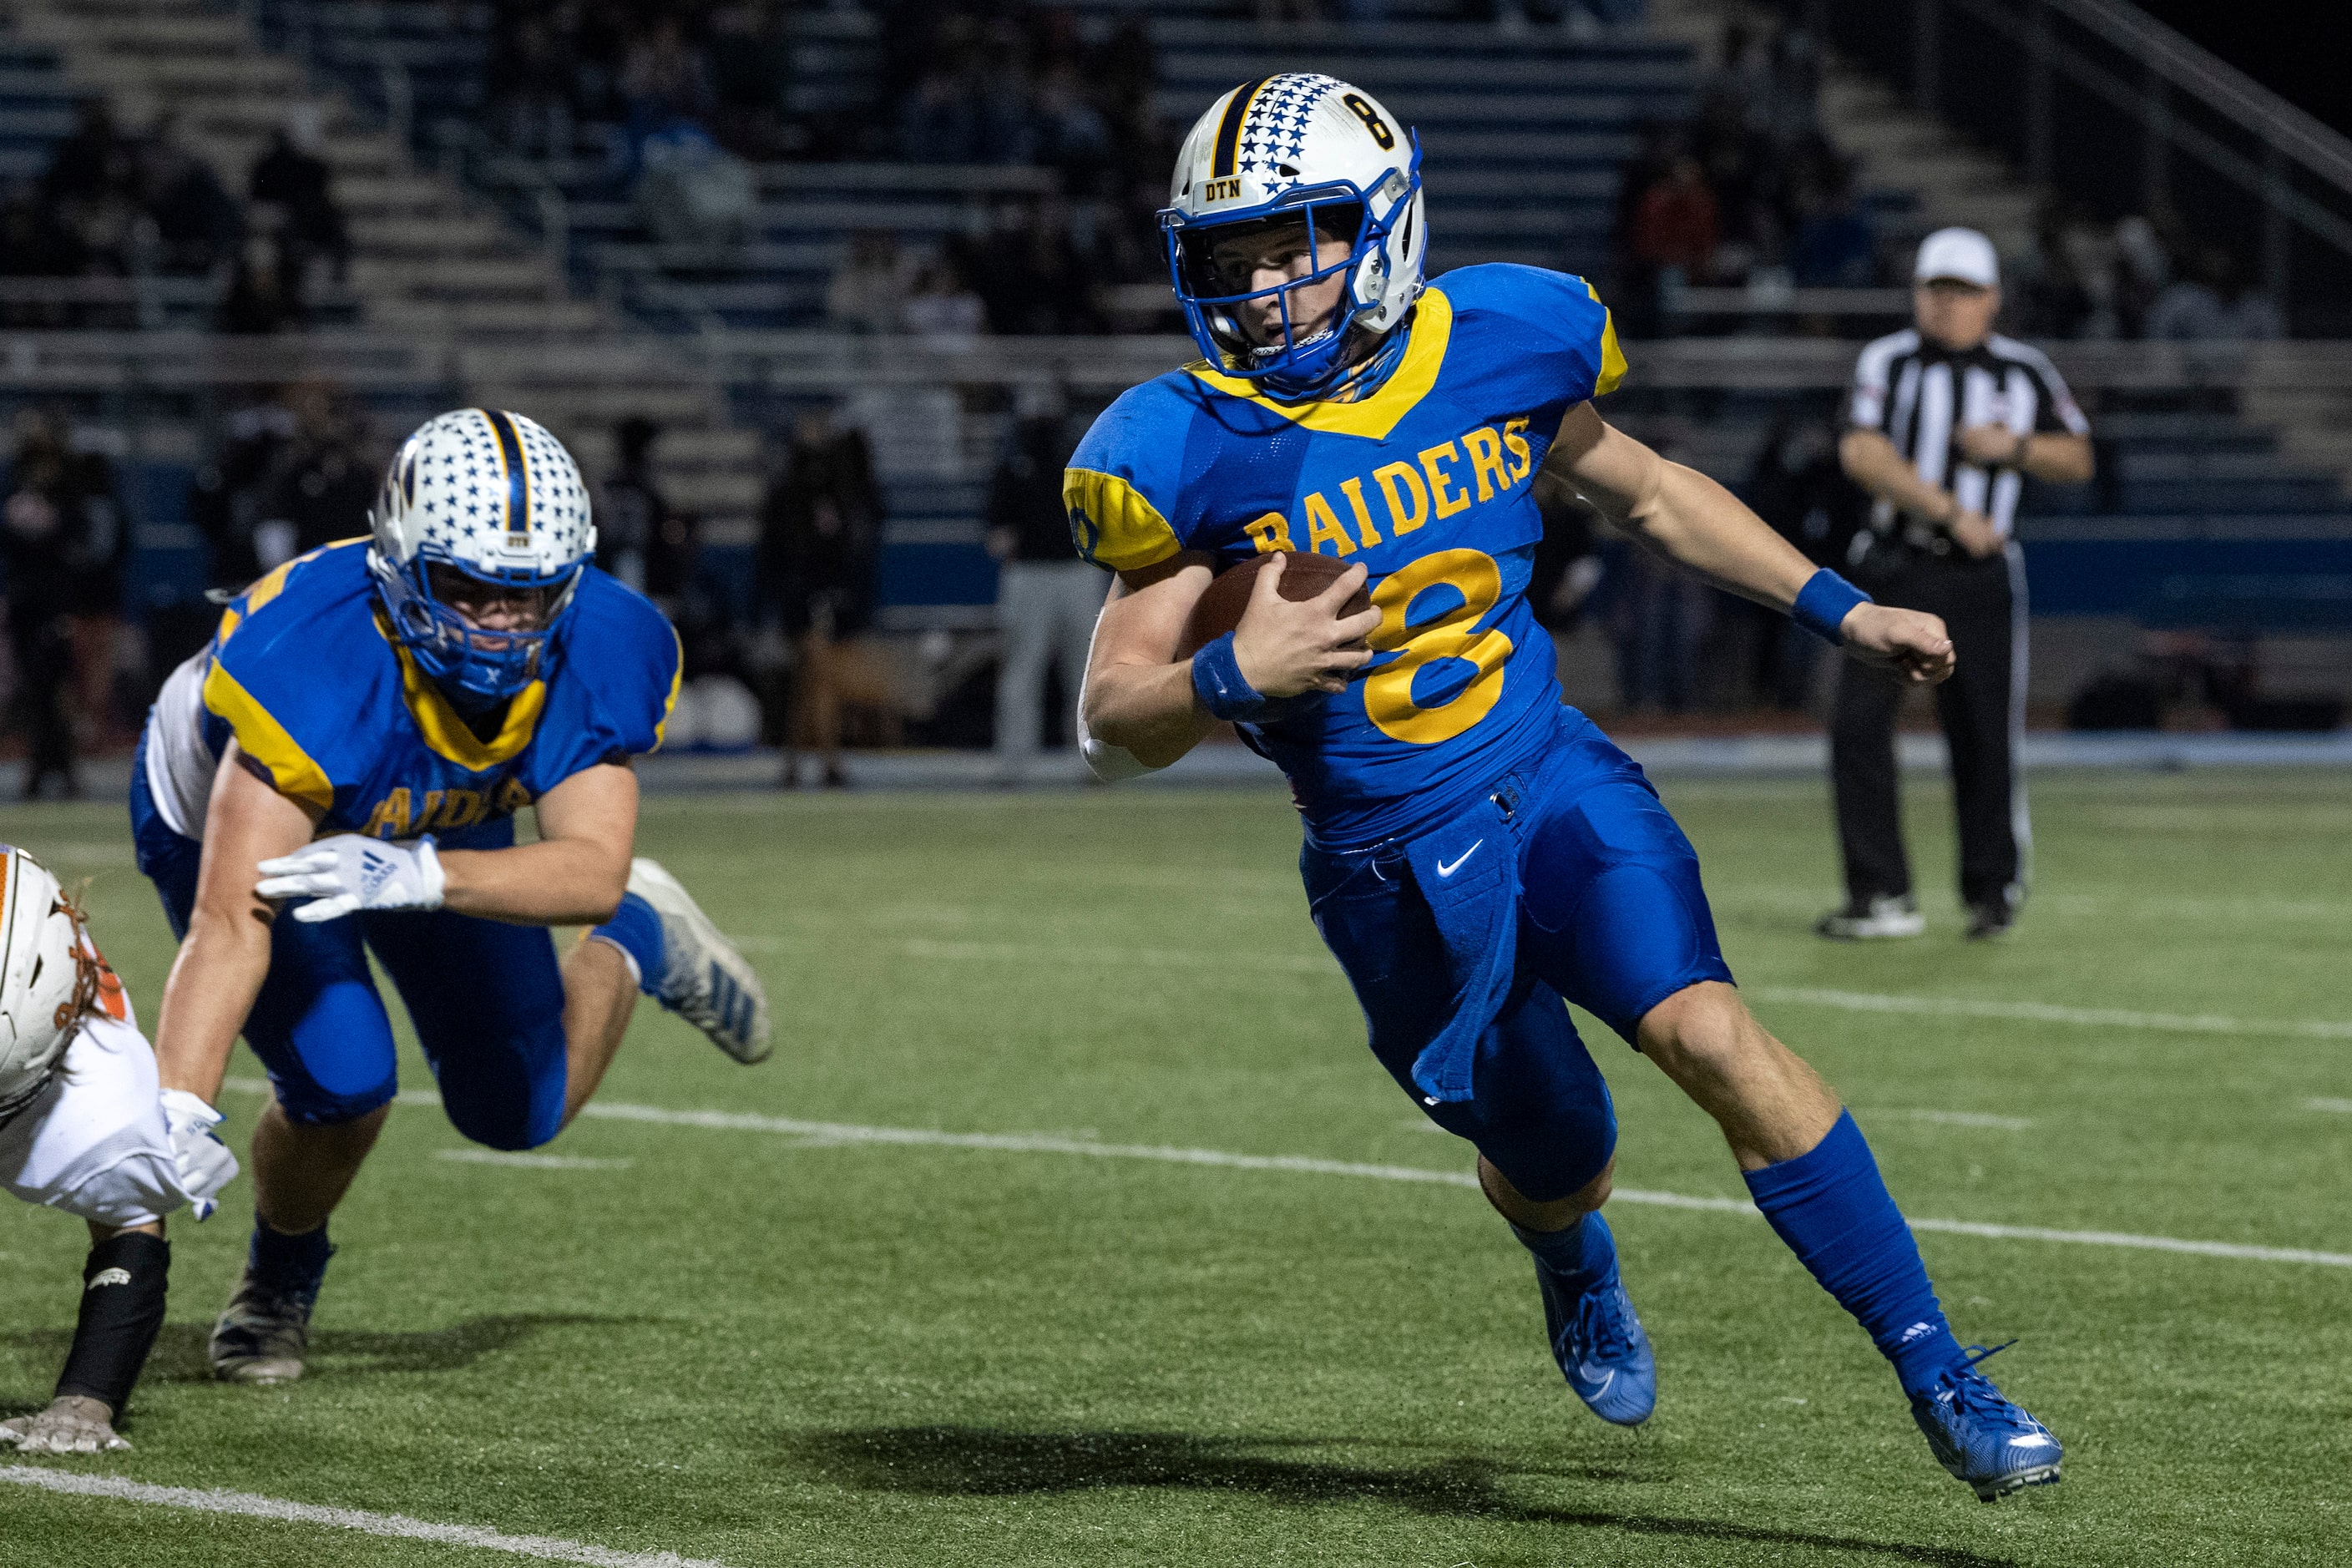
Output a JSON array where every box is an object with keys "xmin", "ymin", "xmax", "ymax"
[
  {"xmin": 1930, "ymin": 0, "xmax": 2352, "ymax": 260},
  {"xmin": 2042, "ymin": 0, "xmax": 2352, "ymax": 196}
]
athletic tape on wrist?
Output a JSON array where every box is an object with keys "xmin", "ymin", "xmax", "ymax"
[
  {"xmin": 1791, "ymin": 569, "xmax": 1871, "ymax": 645},
  {"xmin": 1190, "ymin": 632, "xmax": 1278, "ymax": 723}
]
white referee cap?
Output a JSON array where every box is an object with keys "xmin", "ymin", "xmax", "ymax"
[{"xmin": 1914, "ymin": 227, "xmax": 1999, "ymax": 287}]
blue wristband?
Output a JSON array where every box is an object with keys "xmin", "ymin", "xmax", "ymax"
[
  {"xmin": 1791, "ymin": 569, "xmax": 1871, "ymax": 645},
  {"xmin": 1191, "ymin": 631, "xmax": 1278, "ymax": 722}
]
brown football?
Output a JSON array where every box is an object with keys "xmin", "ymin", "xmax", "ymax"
[{"xmin": 1178, "ymin": 551, "xmax": 1374, "ymax": 658}]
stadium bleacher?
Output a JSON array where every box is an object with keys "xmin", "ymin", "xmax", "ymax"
[{"xmin": 3, "ymin": 0, "xmax": 2349, "ymax": 721}]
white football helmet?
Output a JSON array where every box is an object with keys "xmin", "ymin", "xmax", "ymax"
[
  {"xmin": 369, "ymin": 408, "xmax": 596, "ymax": 706},
  {"xmin": 0, "ymin": 846, "xmax": 98, "ymax": 1130},
  {"xmin": 1161, "ymin": 73, "xmax": 1426, "ymax": 393}
]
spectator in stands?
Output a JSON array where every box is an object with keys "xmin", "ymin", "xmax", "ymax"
[
  {"xmin": 250, "ymin": 110, "xmax": 349, "ymax": 288},
  {"xmin": 597, "ymin": 416, "xmax": 670, "ymax": 599},
  {"xmin": 903, "ymin": 255, "xmax": 987, "ymax": 350},
  {"xmin": 706, "ymin": 1, "xmax": 794, "ymax": 159},
  {"xmin": 620, "ymin": 13, "xmax": 715, "ymax": 152},
  {"xmin": 985, "ymin": 387, "xmax": 1103, "ymax": 780},
  {"xmin": 38, "ymin": 99, "xmax": 131, "ymax": 212},
  {"xmin": 756, "ymin": 406, "xmax": 881, "ymax": 790},
  {"xmin": 3, "ymin": 412, "xmax": 88, "ymax": 798},
  {"xmin": 216, "ymin": 225, "xmax": 303, "ymax": 335},
  {"xmin": 1787, "ymin": 164, "xmax": 1875, "ymax": 289},
  {"xmin": 490, "ymin": 11, "xmax": 581, "ymax": 158},
  {"xmin": 1630, "ymin": 154, "xmax": 1719, "ymax": 287},
  {"xmin": 188, "ymin": 393, "xmax": 299, "ymax": 589},
  {"xmin": 1034, "ymin": 68, "xmax": 1113, "ymax": 191},
  {"xmin": 140, "ymin": 118, "xmax": 242, "ymax": 278},
  {"xmin": 1743, "ymin": 407, "xmax": 1863, "ymax": 709},
  {"xmin": 827, "ymin": 230, "xmax": 913, "ymax": 333},
  {"xmin": 2111, "ymin": 213, "xmax": 2175, "ymax": 340},
  {"xmin": 40, "ymin": 102, "xmax": 142, "ymax": 284},
  {"xmin": 0, "ymin": 188, "xmax": 89, "ymax": 321},
  {"xmin": 2146, "ymin": 245, "xmax": 2285, "ymax": 341},
  {"xmin": 253, "ymin": 384, "xmax": 375, "ymax": 570}
]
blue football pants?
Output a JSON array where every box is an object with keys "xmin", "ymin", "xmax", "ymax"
[
  {"xmin": 1304, "ymin": 717, "xmax": 1734, "ymax": 1202},
  {"xmin": 132, "ymin": 744, "xmax": 570, "ymax": 1151}
]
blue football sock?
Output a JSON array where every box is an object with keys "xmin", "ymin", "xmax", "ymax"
[
  {"xmin": 248, "ymin": 1218, "xmax": 334, "ymax": 1303},
  {"xmin": 1743, "ymin": 1110, "xmax": 1965, "ymax": 1395},
  {"xmin": 1511, "ymin": 1210, "xmax": 1619, "ymax": 1297},
  {"xmin": 589, "ymin": 892, "xmax": 664, "ymax": 996}
]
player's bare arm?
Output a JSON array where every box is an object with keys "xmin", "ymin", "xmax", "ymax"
[
  {"xmin": 435, "ymin": 762, "xmax": 636, "ymax": 926},
  {"xmin": 1083, "ymin": 550, "xmax": 1379, "ymax": 769},
  {"xmin": 1550, "ymin": 402, "xmax": 1955, "ymax": 685},
  {"xmin": 153, "ymin": 741, "xmax": 321, "ymax": 1105}
]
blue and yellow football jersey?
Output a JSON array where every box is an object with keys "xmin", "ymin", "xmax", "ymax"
[
  {"xmin": 1066, "ymin": 264, "xmax": 1626, "ymax": 848},
  {"xmin": 199, "ymin": 539, "xmax": 680, "ymax": 843}
]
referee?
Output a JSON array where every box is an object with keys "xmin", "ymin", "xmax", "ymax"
[{"xmin": 1820, "ymin": 228, "xmax": 2094, "ymax": 942}]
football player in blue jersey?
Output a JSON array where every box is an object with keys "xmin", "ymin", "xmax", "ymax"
[
  {"xmin": 133, "ymin": 409, "xmax": 771, "ymax": 1384},
  {"xmin": 1070, "ymin": 75, "xmax": 2061, "ymax": 1500}
]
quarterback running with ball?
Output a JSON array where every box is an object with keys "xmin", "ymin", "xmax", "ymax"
[
  {"xmin": 1071, "ymin": 76, "xmax": 2061, "ymax": 1500},
  {"xmin": 1, "ymin": 846, "xmax": 239, "ymax": 1452},
  {"xmin": 134, "ymin": 409, "xmax": 770, "ymax": 1385}
]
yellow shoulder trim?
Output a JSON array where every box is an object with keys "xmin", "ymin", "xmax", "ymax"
[
  {"xmin": 1063, "ymin": 467, "xmax": 1183, "ymax": 574},
  {"xmin": 1583, "ymin": 278, "xmax": 1628, "ymax": 396},
  {"xmin": 1184, "ymin": 286, "xmax": 1455, "ymax": 442},
  {"xmin": 650, "ymin": 626, "xmax": 685, "ymax": 752},
  {"xmin": 376, "ymin": 609, "xmax": 547, "ymax": 770},
  {"xmin": 200, "ymin": 660, "xmax": 336, "ymax": 811}
]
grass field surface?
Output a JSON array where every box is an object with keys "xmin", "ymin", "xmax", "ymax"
[{"xmin": 3, "ymin": 769, "xmax": 2349, "ymax": 1566}]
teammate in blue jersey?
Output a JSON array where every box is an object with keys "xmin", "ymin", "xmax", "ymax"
[
  {"xmin": 1070, "ymin": 74, "xmax": 2061, "ymax": 1500},
  {"xmin": 134, "ymin": 409, "xmax": 772, "ymax": 1384}
]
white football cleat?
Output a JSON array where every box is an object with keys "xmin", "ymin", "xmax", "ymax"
[{"xmin": 627, "ymin": 858, "xmax": 771, "ymax": 1065}]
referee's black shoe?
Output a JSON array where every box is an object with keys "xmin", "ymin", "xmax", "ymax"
[{"xmin": 1965, "ymin": 901, "xmax": 2017, "ymax": 941}]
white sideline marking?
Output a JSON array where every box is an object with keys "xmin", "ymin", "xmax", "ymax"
[
  {"xmin": 1748, "ymin": 985, "xmax": 2352, "ymax": 1042},
  {"xmin": 435, "ymin": 1150, "xmax": 634, "ymax": 1171},
  {"xmin": 0, "ymin": 1465, "xmax": 729, "ymax": 1567},
  {"xmin": 220, "ymin": 1080, "xmax": 2352, "ymax": 1268},
  {"xmin": 2308, "ymin": 1098, "xmax": 2352, "ymax": 1115},
  {"xmin": 1868, "ymin": 1108, "xmax": 2034, "ymax": 1131},
  {"xmin": 740, "ymin": 933, "xmax": 2352, "ymax": 1042}
]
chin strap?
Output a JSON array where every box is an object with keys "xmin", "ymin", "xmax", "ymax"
[{"xmin": 1257, "ymin": 316, "xmax": 1411, "ymax": 403}]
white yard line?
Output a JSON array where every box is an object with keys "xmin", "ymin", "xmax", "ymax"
[
  {"xmin": 2306, "ymin": 1098, "xmax": 2352, "ymax": 1115},
  {"xmin": 0, "ymin": 1465, "xmax": 729, "ymax": 1567},
  {"xmin": 735, "ymin": 933, "xmax": 2352, "ymax": 1043},
  {"xmin": 1864, "ymin": 1109, "xmax": 2035, "ymax": 1131},
  {"xmin": 220, "ymin": 1080, "xmax": 2352, "ymax": 1268},
  {"xmin": 434, "ymin": 1150, "xmax": 634, "ymax": 1171},
  {"xmin": 1745, "ymin": 985, "xmax": 2352, "ymax": 1042}
]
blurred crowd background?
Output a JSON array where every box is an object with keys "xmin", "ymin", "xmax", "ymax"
[{"xmin": 0, "ymin": 0, "xmax": 2341, "ymax": 794}]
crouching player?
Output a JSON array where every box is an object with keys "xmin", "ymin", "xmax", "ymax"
[
  {"xmin": 1074, "ymin": 76, "xmax": 2061, "ymax": 1499},
  {"xmin": 134, "ymin": 409, "xmax": 771, "ymax": 1385},
  {"xmin": 1, "ymin": 846, "xmax": 239, "ymax": 1452}
]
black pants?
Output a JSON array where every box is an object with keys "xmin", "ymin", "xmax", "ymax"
[
  {"xmin": 1830, "ymin": 542, "xmax": 2026, "ymax": 911},
  {"xmin": 7, "ymin": 602, "xmax": 77, "ymax": 799}
]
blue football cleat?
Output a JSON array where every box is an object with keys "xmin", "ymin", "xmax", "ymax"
[
  {"xmin": 1535, "ymin": 1263, "xmax": 1657, "ymax": 1426},
  {"xmin": 1909, "ymin": 1343, "xmax": 2063, "ymax": 1500}
]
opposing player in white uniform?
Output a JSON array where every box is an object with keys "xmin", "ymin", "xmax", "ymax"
[{"xmin": 0, "ymin": 845, "xmax": 237, "ymax": 1453}]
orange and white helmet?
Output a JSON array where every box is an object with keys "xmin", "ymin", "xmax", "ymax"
[{"xmin": 0, "ymin": 846, "xmax": 94, "ymax": 1128}]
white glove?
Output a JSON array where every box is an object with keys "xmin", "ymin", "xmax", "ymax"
[
  {"xmin": 159, "ymin": 1088, "xmax": 239, "ymax": 1222},
  {"xmin": 257, "ymin": 834, "xmax": 446, "ymax": 923}
]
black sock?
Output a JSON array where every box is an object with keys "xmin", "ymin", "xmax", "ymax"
[
  {"xmin": 54, "ymin": 1232, "xmax": 170, "ymax": 1417},
  {"xmin": 249, "ymin": 1216, "xmax": 333, "ymax": 1301}
]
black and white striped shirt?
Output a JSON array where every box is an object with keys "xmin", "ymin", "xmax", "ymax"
[{"xmin": 1848, "ymin": 330, "xmax": 2089, "ymax": 543}]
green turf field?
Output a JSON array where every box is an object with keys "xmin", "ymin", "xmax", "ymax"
[{"xmin": 4, "ymin": 769, "xmax": 2349, "ymax": 1567}]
